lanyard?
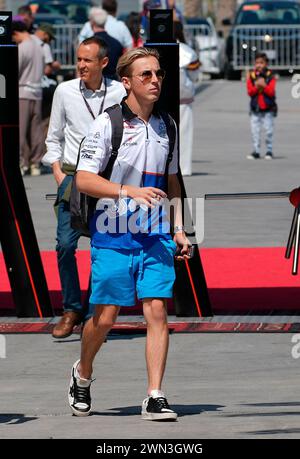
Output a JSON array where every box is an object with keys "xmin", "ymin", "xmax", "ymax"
[{"xmin": 79, "ymin": 77, "xmax": 107, "ymax": 120}]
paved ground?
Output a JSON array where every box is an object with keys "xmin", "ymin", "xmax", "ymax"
[
  {"xmin": 1, "ymin": 333, "xmax": 300, "ymax": 439},
  {"xmin": 1, "ymin": 77, "xmax": 300, "ymax": 439}
]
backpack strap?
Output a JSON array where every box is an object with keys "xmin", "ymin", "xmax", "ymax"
[
  {"xmin": 75, "ymin": 136, "xmax": 86, "ymax": 170},
  {"xmin": 160, "ymin": 112, "xmax": 177, "ymax": 193},
  {"xmin": 102, "ymin": 104, "xmax": 124, "ymax": 180},
  {"xmin": 85, "ymin": 104, "xmax": 123, "ymax": 228}
]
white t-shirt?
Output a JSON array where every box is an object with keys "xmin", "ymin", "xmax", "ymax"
[
  {"xmin": 78, "ymin": 15, "xmax": 133, "ymax": 49},
  {"xmin": 18, "ymin": 36, "xmax": 44, "ymax": 100},
  {"xmin": 32, "ymin": 35, "xmax": 54, "ymax": 64}
]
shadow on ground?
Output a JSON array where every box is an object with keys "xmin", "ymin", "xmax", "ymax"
[
  {"xmin": 92, "ymin": 404, "xmax": 224, "ymax": 418},
  {"xmin": 0, "ymin": 414, "xmax": 37, "ymax": 425},
  {"xmin": 246, "ymin": 428, "xmax": 300, "ymax": 435}
]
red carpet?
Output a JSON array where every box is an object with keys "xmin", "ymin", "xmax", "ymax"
[
  {"xmin": 200, "ymin": 247, "xmax": 300, "ymax": 313},
  {"xmin": 1, "ymin": 248, "xmax": 299, "ymax": 314}
]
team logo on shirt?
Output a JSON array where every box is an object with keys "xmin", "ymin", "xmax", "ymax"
[
  {"xmin": 123, "ymin": 120, "xmax": 135, "ymax": 129},
  {"xmin": 81, "ymin": 152, "xmax": 93, "ymax": 159},
  {"xmin": 81, "ymin": 147, "xmax": 95, "ymax": 159},
  {"xmin": 122, "ymin": 136, "xmax": 138, "ymax": 147}
]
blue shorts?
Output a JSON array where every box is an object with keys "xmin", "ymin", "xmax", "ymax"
[{"xmin": 88, "ymin": 238, "xmax": 176, "ymax": 310}]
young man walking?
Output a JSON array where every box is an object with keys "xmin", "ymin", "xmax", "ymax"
[
  {"xmin": 68, "ymin": 47, "xmax": 192, "ymax": 421},
  {"xmin": 43, "ymin": 37, "xmax": 126, "ymax": 338},
  {"xmin": 246, "ymin": 52, "xmax": 277, "ymax": 160}
]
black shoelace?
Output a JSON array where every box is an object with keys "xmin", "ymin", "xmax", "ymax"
[
  {"xmin": 73, "ymin": 380, "xmax": 91, "ymax": 405},
  {"xmin": 153, "ymin": 397, "xmax": 171, "ymax": 410}
]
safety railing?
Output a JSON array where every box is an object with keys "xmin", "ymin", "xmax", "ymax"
[
  {"xmin": 52, "ymin": 23, "xmax": 213, "ymax": 70},
  {"xmin": 184, "ymin": 24, "xmax": 213, "ymax": 42},
  {"xmin": 52, "ymin": 24, "xmax": 82, "ymax": 70},
  {"xmin": 232, "ymin": 25, "xmax": 300, "ymax": 70}
]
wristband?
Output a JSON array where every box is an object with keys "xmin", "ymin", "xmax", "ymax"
[{"xmin": 174, "ymin": 225, "xmax": 185, "ymax": 234}]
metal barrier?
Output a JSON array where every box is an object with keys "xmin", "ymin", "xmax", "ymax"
[
  {"xmin": 232, "ymin": 25, "xmax": 300, "ymax": 70},
  {"xmin": 52, "ymin": 23, "xmax": 213, "ymax": 71},
  {"xmin": 52, "ymin": 24, "xmax": 82, "ymax": 70},
  {"xmin": 205, "ymin": 191, "xmax": 300, "ymax": 276},
  {"xmin": 181, "ymin": 23, "xmax": 224, "ymax": 75},
  {"xmin": 184, "ymin": 24, "xmax": 213, "ymax": 42}
]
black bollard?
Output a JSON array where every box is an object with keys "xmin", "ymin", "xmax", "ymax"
[
  {"xmin": 146, "ymin": 9, "xmax": 212, "ymax": 317},
  {"xmin": 285, "ymin": 206, "xmax": 300, "ymax": 276},
  {"xmin": 0, "ymin": 12, "xmax": 53, "ymax": 317}
]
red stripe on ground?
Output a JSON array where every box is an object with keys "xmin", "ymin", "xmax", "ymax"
[{"xmin": 0, "ymin": 322, "xmax": 299, "ymax": 334}]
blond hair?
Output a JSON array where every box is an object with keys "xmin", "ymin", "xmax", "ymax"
[{"xmin": 117, "ymin": 48, "xmax": 160, "ymax": 79}]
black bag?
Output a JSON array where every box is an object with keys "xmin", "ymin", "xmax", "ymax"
[
  {"xmin": 160, "ymin": 111, "xmax": 176, "ymax": 193},
  {"xmin": 70, "ymin": 105, "xmax": 176, "ymax": 238}
]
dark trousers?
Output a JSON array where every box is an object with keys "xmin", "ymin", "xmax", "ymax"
[
  {"xmin": 56, "ymin": 175, "xmax": 82, "ymax": 313},
  {"xmin": 19, "ymin": 99, "xmax": 44, "ymax": 168}
]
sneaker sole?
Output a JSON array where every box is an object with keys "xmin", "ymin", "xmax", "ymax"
[
  {"xmin": 68, "ymin": 360, "xmax": 91, "ymax": 417},
  {"xmin": 70, "ymin": 404, "xmax": 91, "ymax": 417},
  {"xmin": 141, "ymin": 412, "xmax": 178, "ymax": 421}
]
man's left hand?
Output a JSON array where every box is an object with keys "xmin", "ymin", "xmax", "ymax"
[{"xmin": 173, "ymin": 232, "xmax": 193, "ymax": 261}]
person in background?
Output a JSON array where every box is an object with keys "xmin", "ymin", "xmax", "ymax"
[
  {"xmin": 12, "ymin": 20, "xmax": 45, "ymax": 177},
  {"xmin": 78, "ymin": 0, "xmax": 132, "ymax": 50},
  {"xmin": 165, "ymin": 0, "xmax": 184, "ymax": 23},
  {"xmin": 33, "ymin": 24, "xmax": 61, "ymax": 77},
  {"xmin": 174, "ymin": 21, "xmax": 200, "ymax": 176},
  {"xmin": 140, "ymin": 0, "xmax": 183, "ymax": 39},
  {"xmin": 91, "ymin": 8, "xmax": 123, "ymax": 80},
  {"xmin": 246, "ymin": 52, "xmax": 277, "ymax": 160},
  {"xmin": 126, "ymin": 12, "xmax": 144, "ymax": 48},
  {"xmin": 17, "ymin": 5, "xmax": 36, "ymax": 33},
  {"xmin": 33, "ymin": 24, "xmax": 61, "ymax": 159},
  {"xmin": 141, "ymin": 0, "xmax": 162, "ymax": 39}
]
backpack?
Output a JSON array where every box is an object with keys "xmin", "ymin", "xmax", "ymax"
[{"xmin": 70, "ymin": 104, "xmax": 176, "ymax": 238}]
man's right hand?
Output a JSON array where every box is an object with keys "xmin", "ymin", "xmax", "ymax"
[
  {"xmin": 54, "ymin": 171, "xmax": 67, "ymax": 187},
  {"xmin": 52, "ymin": 161, "xmax": 67, "ymax": 187},
  {"xmin": 124, "ymin": 185, "xmax": 167, "ymax": 208}
]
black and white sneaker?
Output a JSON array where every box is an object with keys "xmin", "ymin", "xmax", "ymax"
[
  {"xmin": 68, "ymin": 360, "xmax": 92, "ymax": 417},
  {"xmin": 247, "ymin": 152, "xmax": 260, "ymax": 160},
  {"xmin": 265, "ymin": 151, "xmax": 273, "ymax": 160},
  {"xmin": 141, "ymin": 390, "xmax": 177, "ymax": 421}
]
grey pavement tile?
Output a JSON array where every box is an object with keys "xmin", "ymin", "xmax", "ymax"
[{"xmin": 0, "ymin": 334, "xmax": 299, "ymax": 438}]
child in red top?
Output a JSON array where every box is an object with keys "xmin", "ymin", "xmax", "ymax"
[{"xmin": 246, "ymin": 52, "xmax": 277, "ymax": 160}]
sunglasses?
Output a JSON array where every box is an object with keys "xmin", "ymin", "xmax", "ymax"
[{"xmin": 131, "ymin": 69, "xmax": 166, "ymax": 83}]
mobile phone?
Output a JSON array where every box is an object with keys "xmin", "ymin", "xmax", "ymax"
[{"xmin": 175, "ymin": 245, "xmax": 195, "ymax": 258}]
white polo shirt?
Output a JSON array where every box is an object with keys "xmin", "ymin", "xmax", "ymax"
[
  {"xmin": 43, "ymin": 77, "xmax": 126, "ymax": 166},
  {"xmin": 77, "ymin": 102, "xmax": 178, "ymax": 249}
]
